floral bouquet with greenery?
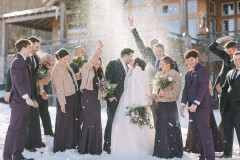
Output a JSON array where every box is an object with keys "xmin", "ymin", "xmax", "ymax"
[
  {"xmin": 155, "ymin": 75, "xmax": 175, "ymax": 90},
  {"xmin": 37, "ymin": 67, "xmax": 47, "ymax": 81},
  {"xmin": 70, "ymin": 55, "xmax": 88, "ymax": 68},
  {"xmin": 96, "ymin": 78, "xmax": 117, "ymax": 100},
  {"xmin": 125, "ymin": 106, "xmax": 153, "ymax": 129}
]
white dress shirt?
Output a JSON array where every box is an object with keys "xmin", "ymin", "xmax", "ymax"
[{"xmin": 120, "ymin": 58, "xmax": 128, "ymax": 74}]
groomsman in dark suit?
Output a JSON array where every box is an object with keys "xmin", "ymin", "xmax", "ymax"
[
  {"xmin": 127, "ymin": 16, "xmax": 179, "ymax": 78},
  {"xmin": 69, "ymin": 46, "xmax": 86, "ymax": 143},
  {"xmin": 219, "ymin": 51, "xmax": 240, "ymax": 158},
  {"xmin": 180, "ymin": 50, "xmax": 215, "ymax": 160},
  {"xmin": 103, "ymin": 48, "xmax": 134, "ymax": 154},
  {"xmin": 208, "ymin": 36, "xmax": 237, "ymax": 142},
  {"xmin": 24, "ymin": 36, "xmax": 45, "ymax": 152},
  {"xmin": 3, "ymin": 39, "xmax": 38, "ymax": 160}
]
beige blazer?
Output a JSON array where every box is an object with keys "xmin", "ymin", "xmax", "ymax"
[
  {"xmin": 80, "ymin": 48, "xmax": 102, "ymax": 99},
  {"xmin": 152, "ymin": 69, "xmax": 181, "ymax": 102},
  {"xmin": 51, "ymin": 62, "xmax": 80, "ymax": 106}
]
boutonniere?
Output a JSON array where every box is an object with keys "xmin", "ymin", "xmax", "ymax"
[
  {"xmin": 27, "ymin": 63, "xmax": 31, "ymax": 71},
  {"xmin": 191, "ymin": 70, "xmax": 196, "ymax": 77}
]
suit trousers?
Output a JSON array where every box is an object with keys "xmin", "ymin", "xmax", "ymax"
[
  {"xmin": 38, "ymin": 94, "xmax": 53, "ymax": 135},
  {"xmin": 103, "ymin": 100, "xmax": 119, "ymax": 150},
  {"xmin": 222, "ymin": 109, "xmax": 240, "ymax": 156},
  {"xmin": 189, "ymin": 108, "xmax": 215, "ymax": 160},
  {"xmin": 3, "ymin": 100, "xmax": 30, "ymax": 160}
]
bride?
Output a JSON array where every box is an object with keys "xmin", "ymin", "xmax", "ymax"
[{"xmin": 111, "ymin": 57, "xmax": 155, "ymax": 157}]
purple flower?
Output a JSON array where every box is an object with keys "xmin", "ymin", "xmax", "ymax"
[{"xmin": 99, "ymin": 81, "xmax": 103, "ymax": 86}]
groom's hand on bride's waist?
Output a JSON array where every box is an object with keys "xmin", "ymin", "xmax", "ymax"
[{"xmin": 108, "ymin": 97, "xmax": 117, "ymax": 102}]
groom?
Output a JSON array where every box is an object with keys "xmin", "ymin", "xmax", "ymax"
[{"xmin": 103, "ymin": 48, "xmax": 134, "ymax": 154}]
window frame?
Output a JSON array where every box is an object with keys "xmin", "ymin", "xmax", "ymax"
[
  {"xmin": 209, "ymin": 1, "xmax": 216, "ymax": 15},
  {"xmin": 222, "ymin": 2, "xmax": 235, "ymax": 16},
  {"xmin": 238, "ymin": 1, "xmax": 240, "ymax": 14},
  {"xmin": 209, "ymin": 18, "xmax": 216, "ymax": 33},
  {"xmin": 222, "ymin": 18, "xmax": 235, "ymax": 36}
]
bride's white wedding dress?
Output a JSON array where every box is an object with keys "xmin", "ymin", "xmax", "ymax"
[{"xmin": 111, "ymin": 66, "xmax": 155, "ymax": 157}]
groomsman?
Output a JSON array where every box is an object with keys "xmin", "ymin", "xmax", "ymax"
[
  {"xmin": 128, "ymin": 16, "xmax": 179, "ymax": 78},
  {"xmin": 25, "ymin": 36, "xmax": 45, "ymax": 152},
  {"xmin": 37, "ymin": 53, "xmax": 55, "ymax": 136},
  {"xmin": 69, "ymin": 46, "xmax": 86, "ymax": 143},
  {"xmin": 180, "ymin": 49, "xmax": 215, "ymax": 160},
  {"xmin": 219, "ymin": 51, "xmax": 240, "ymax": 158},
  {"xmin": 3, "ymin": 39, "xmax": 38, "ymax": 160},
  {"xmin": 103, "ymin": 48, "xmax": 134, "ymax": 154},
  {"xmin": 208, "ymin": 36, "xmax": 236, "ymax": 142}
]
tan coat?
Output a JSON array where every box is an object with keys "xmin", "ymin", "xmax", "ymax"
[
  {"xmin": 80, "ymin": 48, "xmax": 102, "ymax": 99},
  {"xmin": 152, "ymin": 69, "xmax": 181, "ymax": 102},
  {"xmin": 51, "ymin": 62, "xmax": 80, "ymax": 106}
]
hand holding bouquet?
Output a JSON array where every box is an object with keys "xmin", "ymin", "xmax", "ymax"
[
  {"xmin": 37, "ymin": 67, "xmax": 47, "ymax": 81},
  {"xmin": 125, "ymin": 106, "xmax": 153, "ymax": 129},
  {"xmin": 96, "ymin": 78, "xmax": 117, "ymax": 100},
  {"xmin": 156, "ymin": 75, "xmax": 174, "ymax": 90},
  {"xmin": 70, "ymin": 55, "xmax": 88, "ymax": 68}
]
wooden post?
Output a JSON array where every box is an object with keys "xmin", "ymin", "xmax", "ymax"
[
  {"xmin": 60, "ymin": 1, "xmax": 66, "ymax": 44},
  {"xmin": 180, "ymin": 0, "xmax": 188, "ymax": 34},
  {"xmin": 0, "ymin": 21, "xmax": 7, "ymax": 83}
]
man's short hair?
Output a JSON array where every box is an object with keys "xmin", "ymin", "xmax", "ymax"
[
  {"xmin": 233, "ymin": 51, "xmax": 240, "ymax": 56},
  {"xmin": 27, "ymin": 36, "xmax": 40, "ymax": 44},
  {"xmin": 150, "ymin": 39, "xmax": 158, "ymax": 46},
  {"xmin": 15, "ymin": 39, "xmax": 31, "ymax": 52},
  {"xmin": 73, "ymin": 46, "xmax": 83, "ymax": 54},
  {"xmin": 224, "ymin": 41, "xmax": 236, "ymax": 49},
  {"xmin": 121, "ymin": 48, "xmax": 134, "ymax": 57},
  {"xmin": 154, "ymin": 43, "xmax": 164, "ymax": 50},
  {"xmin": 184, "ymin": 49, "xmax": 199, "ymax": 59}
]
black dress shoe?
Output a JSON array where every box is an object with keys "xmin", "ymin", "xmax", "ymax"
[
  {"xmin": 17, "ymin": 158, "xmax": 34, "ymax": 160},
  {"xmin": 218, "ymin": 154, "xmax": 232, "ymax": 158},
  {"xmin": 27, "ymin": 148, "xmax": 37, "ymax": 152},
  {"xmin": 103, "ymin": 147, "xmax": 111, "ymax": 154},
  {"xmin": 42, "ymin": 143, "xmax": 46, "ymax": 148}
]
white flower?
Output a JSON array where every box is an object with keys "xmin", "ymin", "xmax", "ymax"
[{"xmin": 168, "ymin": 77, "xmax": 173, "ymax": 81}]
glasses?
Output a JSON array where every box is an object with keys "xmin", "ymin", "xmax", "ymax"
[{"xmin": 46, "ymin": 61, "xmax": 52, "ymax": 66}]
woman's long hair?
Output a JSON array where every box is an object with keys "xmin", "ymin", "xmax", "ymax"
[{"xmin": 94, "ymin": 58, "xmax": 104, "ymax": 80}]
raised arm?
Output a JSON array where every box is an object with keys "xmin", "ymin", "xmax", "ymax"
[{"xmin": 208, "ymin": 36, "xmax": 233, "ymax": 60}]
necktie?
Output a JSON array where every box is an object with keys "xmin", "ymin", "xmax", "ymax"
[
  {"xmin": 156, "ymin": 60, "xmax": 160, "ymax": 71},
  {"xmin": 31, "ymin": 56, "xmax": 35, "ymax": 69},
  {"xmin": 232, "ymin": 69, "xmax": 239, "ymax": 80}
]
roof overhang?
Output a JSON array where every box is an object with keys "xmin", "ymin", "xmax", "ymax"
[{"xmin": 0, "ymin": 6, "xmax": 60, "ymax": 32}]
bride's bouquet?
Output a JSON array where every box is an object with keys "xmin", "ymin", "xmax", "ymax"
[
  {"xmin": 125, "ymin": 106, "xmax": 153, "ymax": 129},
  {"xmin": 70, "ymin": 55, "xmax": 88, "ymax": 68},
  {"xmin": 155, "ymin": 75, "xmax": 175, "ymax": 89},
  {"xmin": 96, "ymin": 78, "xmax": 117, "ymax": 100}
]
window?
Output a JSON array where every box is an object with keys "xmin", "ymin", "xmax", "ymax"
[
  {"xmin": 210, "ymin": 2, "xmax": 215, "ymax": 14},
  {"xmin": 157, "ymin": 20, "xmax": 179, "ymax": 34},
  {"xmin": 222, "ymin": 3, "xmax": 234, "ymax": 16},
  {"xmin": 188, "ymin": 18, "xmax": 197, "ymax": 39},
  {"xmin": 156, "ymin": 3, "xmax": 179, "ymax": 17},
  {"xmin": 238, "ymin": 1, "xmax": 240, "ymax": 14},
  {"xmin": 132, "ymin": 7, "xmax": 153, "ymax": 20},
  {"xmin": 210, "ymin": 19, "xmax": 215, "ymax": 33},
  {"xmin": 132, "ymin": 0, "xmax": 153, "ymax": 5},
  {"xmin": 223, "ymin": 19, "xmax": 234, "ymax": 36},
  {"xmin": 188, "ymin": 1, "xmax": 197, "ymax": 14}
]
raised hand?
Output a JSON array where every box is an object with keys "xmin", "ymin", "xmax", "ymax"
[
  {"xmin": 128, "ymin": 15, "xmax": 134, "ymax": 26},
  {"xmin": 98, "ymin": 40, "xmax": 103, "ymax": 50}
]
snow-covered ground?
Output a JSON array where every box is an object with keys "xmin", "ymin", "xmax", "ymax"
[{"xmin": 0, "ymin": 103, "xmax": 239, "ymax": 160}]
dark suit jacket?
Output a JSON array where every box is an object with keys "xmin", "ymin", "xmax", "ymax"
[
  {"xmin": 222, "ymin": 69, "xmax": 240, "ymax": 112},
  {"xmin": 5, "ymin": 69, "xmax": 12, "ymax": 92},
  {"xmin": 181, "ymin": 63, "xmax": 214, "ymax": 109},
  {"xmin": 70, "ymin": 62, "xmax": 81, "ymax": 88},
  {"xmin": 131, "ymin": 28, "xmax": 179, "ymax": 73},
  {"xmin": 105, "ymin": 59, "xmax": 126, "ymax": 101},
  {"xmin": 9, "ymin": 53, "xmax": 32, "ymax": 105},
  {"xmin": 208, "ymin": 41, "xmax": 235, "ymax": 88}
]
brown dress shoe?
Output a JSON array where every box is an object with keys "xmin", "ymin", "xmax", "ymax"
[
  {"xmin": 28, "ymin": 148, "xmax": 37, "ymax": 152},
  {"xmin": 218, "ymin": 154, "xmax": 232, "ymax": 158}
]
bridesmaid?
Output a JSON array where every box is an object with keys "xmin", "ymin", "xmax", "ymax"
[
  {"xmin": 78, "ymin": 40, "xmax": 104, "ymax": 155},
  {"xmin": 51, "ymin": 48, "xmax": 81, "ymax": 152},
  {"xmin": 150, "ymin": 56, "xmax": 183, "ymax": 159}
]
